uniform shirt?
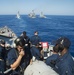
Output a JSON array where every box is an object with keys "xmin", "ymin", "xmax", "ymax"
[
  {"xmin": 21, "ymin": 35, "xmax": 30, "ymax": 45},
  {"xmin": 21, "ymin": 35, "xmax": 32, "ymax": 61},
  {"xmin": 0, "ymin": 46, "xmax": 6, "ymax": 74},
  {"xmin": 0, "ymin": 46, "xmax": 6, "ymax": 60},
  {"xmin": 7, "ymin": 48, "xmax": 17, "ymax": 65},
  {"xmin": 54, "ymin": 52, "xmax": 74, "ymax": 75},
  {"xmin": 30, "ymin": 35, "xmax": 41, "ymax": 45},
  {"xmin": 45, "ymin": 54, "xmax": 59, "ymax": 67},
  {"xmin": 30, "ymin": 46, "xmax": 41, "ymax": 60},
  {"xmin": 7, "ymin": 48, "xmax": 29, "ymax": 75}
]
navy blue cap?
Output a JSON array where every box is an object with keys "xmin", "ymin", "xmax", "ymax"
[
  {"xmin": 55, "ymin": 37, "xmax": 71, "ymax": 48},
  {"xmin": 23, "ymin": 31, "xmax": 26, "ymax": 35}
]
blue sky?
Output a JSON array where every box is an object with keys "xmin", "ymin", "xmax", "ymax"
[{"xmin": 0, "ymin": 0, "xmax": 74, "ymax": 15}]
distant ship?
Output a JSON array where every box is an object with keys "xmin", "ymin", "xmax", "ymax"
[
  {"xmin": 16, "ymin": 11, "xmax": 20, "ymax": 19},
  {"xmin": 28, "ymin": 10, "xmax": 36, "ymax": 18},
  {"xmin": 40, "ymin": 12, "xmax": 46, "ymax": 18}
]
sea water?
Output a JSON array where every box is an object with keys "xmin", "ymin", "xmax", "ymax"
[{"xmin": 0, "ymin": 15, "xmax": 74, "ymax": 56}]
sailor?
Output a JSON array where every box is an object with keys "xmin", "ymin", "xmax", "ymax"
[
  {"xmin": 53, "ymin": 37, "xmax": 74, "ymax": 75},
  {"xmin": 45, "ymin": 45, "xmax": 59, "ymax": 68},
  {"xmin": 0, "ymin": 39, "xmax": 6, "ymax": 75},
  {"xmin": 20, "ymin": 31, "xmax": 32, "ymax": 63},
  {"xmin": 7, "ymin": 37, "xmax": 30, "ymax": 75},
  {"xmin": 20, "ymin": 31, "xmax": 30, "ymax": 47},
  {"xmin": 30, "ymin": 31, "xmax": 41, "ymax": 46}
]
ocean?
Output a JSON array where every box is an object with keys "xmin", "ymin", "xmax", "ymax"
[{"xmin": 0, "ymin": 15, "xmax": 74, "ymax": 56}]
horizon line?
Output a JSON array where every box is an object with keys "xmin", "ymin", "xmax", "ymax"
[{"xmin": 0, "ymin": 14, "xmax": 74, "ymax": 16}]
